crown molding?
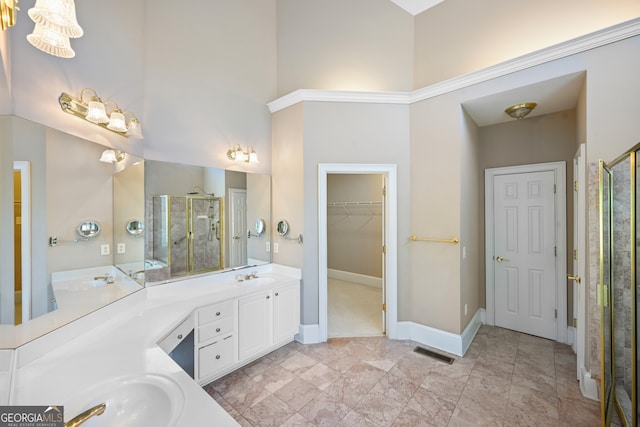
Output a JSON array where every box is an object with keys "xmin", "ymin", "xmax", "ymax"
[{"xmin": 267, "ymin": 17, "xmax": 640, "ymax": 113}]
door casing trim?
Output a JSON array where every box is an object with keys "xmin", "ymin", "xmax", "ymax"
[
  {"xmin": 485, "ymin": 161, "xmax": 567, "ymax": 343},
  {"xmin": 318, "ymin": 164, "xmax": 398, "ymax": 342}
]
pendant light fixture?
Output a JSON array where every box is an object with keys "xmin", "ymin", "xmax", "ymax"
[{"xmin": 26, "ymin": 0, "xmax": 83, "ymax": 58}]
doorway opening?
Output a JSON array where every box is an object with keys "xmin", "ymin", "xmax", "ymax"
[
  {"xmin": 327, "ymin": 173, "xmax": 384, "ymax": 338},
  {"xmin": 318, "ymin": 164, "xmax": 398, "ymax": 343}
]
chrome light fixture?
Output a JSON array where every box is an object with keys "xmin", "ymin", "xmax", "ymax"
[
  {"xmin": 227, "ymin": 145, "xmax": 259, "ymax": 164},
  {"xmin": 99, "ymin": 149, "xmax": 125, "ymax": 163},
  {"xmin": 59, "ymin": 89, "xmax": 144, "ymax": 139},
  {"xmin": 26, "ymin": 0, "xmax": 82, "ymax": 58},
  {"xmin": 1, "ymin": 0, "xmax": 19, "ymax": 31},
  {"xmin": 504, "ymin": 102, "xmax": 537, "ymax": 120}
]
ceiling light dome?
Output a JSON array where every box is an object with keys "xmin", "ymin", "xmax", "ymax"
[{"xmin": 504, "ymin": 102, "xmax": 537, "ymax": 120}]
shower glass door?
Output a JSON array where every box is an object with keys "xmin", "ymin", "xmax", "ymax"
[
  {"xmin": 600, "ymin": 160, "xmax": 614, "ymax": 426},
  {"xmin": 189, "ymin": 196, "xmax": 222, "ymax": 274}
]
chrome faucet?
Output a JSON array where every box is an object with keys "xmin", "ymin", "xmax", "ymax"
[
  {"xmin": 65, "ymin": 402, "xmax": 106, "ymax": 427},
  {"xmin": 93, "ymin": 273, "xmax": 114, "ymax": 284}
]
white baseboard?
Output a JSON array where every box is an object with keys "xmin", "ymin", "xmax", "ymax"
[
  {"xmin": 295, "ymin": 324, "xmax": 321, "ymax": 344},
  {"xmin": 396, "ymin": 309, "xmax": 483, "ymax": 357},
  {"xmin": 580, "ymin": 367, "xmax": 599, "ymax": 401},
  {"xmin": 327, "ymin": 269, "xmax": 382, "ymax": 289}
]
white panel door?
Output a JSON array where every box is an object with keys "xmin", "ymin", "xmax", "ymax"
[
  {"xmin": 229, "ymin": 189, "xmax": 247, "ymax": 268},
  {"xmin": 493, "ymin": 171, "xmax": 557, "ymax": 339}
]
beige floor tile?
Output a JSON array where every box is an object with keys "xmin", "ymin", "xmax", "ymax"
[{"xmin": 204, "ymin": 326, "xmax": 603, "ymax": 427}]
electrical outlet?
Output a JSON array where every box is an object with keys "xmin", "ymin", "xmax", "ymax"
[
  {"xmin": 273, "ymin": 243, "xmax": 279, "ymax": 254},
  {"xmin": 117, "ymin": 243, "xmax": 126, "ymax": 254},
  {"xmin": 101, "ymin": 244, "xmax": 110, "ymax": 255},
  {"xmin": 266, "ymin": 241, "xmax": 270, "ymax": 252}
]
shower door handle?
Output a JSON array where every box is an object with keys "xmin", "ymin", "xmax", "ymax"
[{"xmin": 568, "ymin": 275, "xmax": 581, "ymax": 284}]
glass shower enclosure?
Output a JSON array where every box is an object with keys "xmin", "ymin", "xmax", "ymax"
[{"xmin": 152, "ymin": 195, "xmax": 223, "ymax": 277}]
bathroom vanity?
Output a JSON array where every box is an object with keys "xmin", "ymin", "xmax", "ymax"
[{"xmin": 4, "ymin": 264, "xmax": 301, "ymax": 426}]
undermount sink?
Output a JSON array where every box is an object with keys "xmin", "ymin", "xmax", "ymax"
[
  {"xmin": 82, "ymin": 279, "xmax": 108, "ymax": 288},
  {"xmin": 65, "ymin": 374, "xmax": 185, "ymax": 427},
  {"xmin": 235, "ymin": 277, "xmax": 275, "ymax": 286}
]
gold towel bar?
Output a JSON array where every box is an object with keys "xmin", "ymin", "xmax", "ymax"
[{"xmin": 409, "ymin": 235, "xmax": 459, "ymax": 244}]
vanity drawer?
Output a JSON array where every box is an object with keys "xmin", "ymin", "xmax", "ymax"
[
  {"xmin": 199, "ymin": 300, "xmax": 234, "ymax": 325},
  {"xmin": 158, "ymin": 315, "xmax": 194, "ymax": 353},
  {"xmin": 198, "ymin": 316, "xmax": 234, "ymax": 344},
  {"xmin": 198, "ymin": 335, "xmax": 234, "ymax": 378}
]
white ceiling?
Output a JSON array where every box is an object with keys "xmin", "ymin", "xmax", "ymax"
[
  {"xmin": 461, "ymin": 71, "xmax": 586, "ymax": 127},
  {"xmin": 390, "ymin": 0, "xmax": 445, "ymax": 16}
]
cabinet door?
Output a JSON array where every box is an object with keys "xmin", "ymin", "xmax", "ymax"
[
  {"xmin": 238, "ymin": 290, "xmax": 272, "ymax": 360},
  {"xmin": 273, "ymin": 284, "xmax": 300, "ymax": 344}
]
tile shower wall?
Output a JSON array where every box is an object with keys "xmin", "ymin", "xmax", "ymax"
[
  {"xmin": 612, "ymin": 157, "xmax": 633, "ymax": 401},
  {"xmin": 588, "ymin": 162, "xmax": 602, "ymax": 379}
]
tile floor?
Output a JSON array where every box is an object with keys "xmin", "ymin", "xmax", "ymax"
[{"xmin": 204, "ymin": 325, "xmax": 602, "ymax": 426}]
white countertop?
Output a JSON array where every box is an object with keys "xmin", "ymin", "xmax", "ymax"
[{"xmin": 7, "ymin": 264, "xmax": 302, "ymax": 426}]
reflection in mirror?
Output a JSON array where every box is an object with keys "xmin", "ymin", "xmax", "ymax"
[
  {"xmin": 144, "ymin": 160, "xmax": 271, "ymax": 284},
  {"xmin": 276, "ymin": 219, "xmax": 289, "ymax": 236},
  {"xmin": 114, "ymin": 161, "xmax": 145, "ymax": 283},
  {"xmin": 0, "ymin": 116, "xmax": 144, "ymax": 349},
  {"xmin": 255, "ymin": 219, "xmax": 266, "ymax": 236},
  {"xmin": 126, "ymin": 220, "xmax": 144, "ymax": 236},
  {"xmin": 77, "ymin": 221, "xmax": 101, "ymax": 239}
]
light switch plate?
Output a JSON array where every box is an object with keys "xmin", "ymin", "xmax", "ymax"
[
  {"xmin": 117, "ymin": 243, "xmax": 126, "ymax": 254},
  {"xmin": 101, "ymin": 244, "xmax": 110, "ymax": 255}
]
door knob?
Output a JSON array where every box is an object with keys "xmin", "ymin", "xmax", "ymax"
[
  {"xmin": 496, "ymin": 256, "xmax": 509, "ymax": 263},
  {"xmin": 233, "ymin": 235, "xmax": 240, "ymax": 240},
  {"xmin": 568, "ymin": 275, "xmax": 581, "ymax": 284}
]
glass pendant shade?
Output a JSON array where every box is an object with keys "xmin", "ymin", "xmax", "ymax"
[
  {"xmin": 235, "ymin": 147, "xmax": 247, "ymax": 162},
  {"xmin": 107, "ymin": 110, "xmax": 127, "ymax": 132},
  {"xmin": 26, "ymin": 23, "xmax": 75, "ymax": 58},
  {"xmin": 28, "ymin": 0, "xmax": 83, "ymax": 38},
  {"xmin": 248, "ymin": 149, "xmax": 259, "ymax": 164},
  {"xmin": 85, "ymin": 100, "xmax": 109, "ymax": 123},
  {"xmin": 126, "ymin": 118, "xmax": 144, "ymax": 139},
  {"xmin": 99, "ymin": 149, "xmax": 117, "ymax": 163}
]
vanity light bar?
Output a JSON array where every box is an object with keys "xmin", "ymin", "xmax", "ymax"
[{"xmin": 58, "ymin": 91, "xmax": 143, "ymax": 139}]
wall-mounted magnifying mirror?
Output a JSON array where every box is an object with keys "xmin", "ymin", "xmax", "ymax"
[
  {"xmin": 77, "ymin": 220, "xmax": 101, "ymax": 239},
  {"xmin": 276, "ymin": 219, "xmax": 289, "ymax": 236},
  {"xmin": 255, "ymin": 219, "xmax": 266, "ymax": 236},
  {"xmin": 126, "ymin": 219, "xmax": 144, "ymax": 236}
]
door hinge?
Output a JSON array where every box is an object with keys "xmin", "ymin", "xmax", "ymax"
[
  {"xmin": 382, "ymin": 303, "xmax": 386, "ymax": 312},
  {"xmin": 573, "ymin": 318, "xmax": 577, "ymax": 328},
  {"xmin": 573, "ymin": 249, "xmax": 578, "ymax": 260},
  {"xmin": 574, "ymin": 181, "xmax": 578, "ymax": 191},
  {"xmin": 555, "ymin": 309, "xmax": 558, "ymax": 319},
  {"xmin": 554, "ymin": 184, "xmax": 557, "ymax": 193},
  {"xmin": 382, "ymin": 186, "xmax": 386, "ymax": 197},
  {"xmin": 382, "ymin": 244, "xmax": 386, "ymax": 254},
  {"xmin": 554, "ymin": 246, "xmax": 557, "ymax": 257}
]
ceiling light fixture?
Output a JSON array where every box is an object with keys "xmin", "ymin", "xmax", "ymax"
[
  {"xmin": 504, "ymin": 102, "xmax": 537, "ymax": 120},
  {"xmin": 59, "ymin": 89, "xmax": 144, "ymax": 139},
  {"xmin": 1, "ymin": 0, "xmax": 19, "ymax": 31},
  {"xmin": 99, "ymin": 149, "xmax": 125, "ymax": 163},
  {"xmin": 26, "ymin": 0, "xmax": 83, "ymax": 58},
  {"xmin": 227, "ymin": 145, "xmax": 259, "ymax": 164}
]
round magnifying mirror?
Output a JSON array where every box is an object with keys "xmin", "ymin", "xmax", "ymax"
[
  {"xmin": 126, "ymin": 219, "xmax": 145, "ymax": 236},
  {"xmin": 255, "ymin": 218, "xmax": 266, "ymax": 236},
  {"xmin": 77, "ymin": 220, "xmax": 101, "ymax": 239},
  {"xmin": 276, "ymin": 219, "xmax": 289, "ymax": 236}
]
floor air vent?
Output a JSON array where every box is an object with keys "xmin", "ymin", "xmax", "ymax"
[{"xmin": 413, "ymin": 346, "xmax": 454, "ymax": 364}]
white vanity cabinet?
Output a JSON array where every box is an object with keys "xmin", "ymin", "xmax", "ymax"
[
  {"xmin": 195, "ymin": 299, "xmax": 237, "ymax": 382},
  {"xmin": 164, "ymin": 274, "xmax": 300, "ymax": 386},
  {"xmin": 238, "ymin": 282, "xmax": 300, "ymax": 362}
]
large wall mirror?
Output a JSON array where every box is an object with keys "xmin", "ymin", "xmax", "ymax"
[
  {"xmin": 0, "ymin": 116, "xmax": 144, "ymax": 348},
  {"xmin": 144, "ymin": 160, "xmax": 271, "ymax": 284}
]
